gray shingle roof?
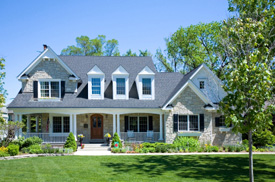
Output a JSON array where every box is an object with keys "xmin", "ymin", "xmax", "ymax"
[{"xmin": 8, "ymin": 56, "xmax": 197, "ymax": 109}]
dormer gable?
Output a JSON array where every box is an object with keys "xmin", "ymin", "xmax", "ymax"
[
  {"xmin": 112, "ymin": 66, "xmax": 129, "ymax": 100},
  {"xmin": 136, "ymin": 66, "xmax": 155, "ymax": 100},
  {"xmin": 87, "ymin": 65, "xmax": 105, "ymax": 100}
]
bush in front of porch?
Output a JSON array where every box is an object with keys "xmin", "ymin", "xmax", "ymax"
[
  {"xmin": 111, "ymin": 132, "xmax": 122, "ymax": 148},
  {"xmin": 64, "ymin": 132, "xmax": 77, "ymax": 152}
]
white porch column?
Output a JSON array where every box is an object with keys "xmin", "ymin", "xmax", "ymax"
[
  {"xmin": 74, "ymin": 114, "xmax": 77, "ymax": 140},
  {"xmin": 70, "ymin": 114, "xmax": 73, "ymax": 133},
  {"xmin": 27, "ymin": 115, "xmax": 31, "ymax": 133},
  {"xmin": 159, "ymin": 113, "xmax": 163, "ymax": 140},
  {"xmin": 14, "ymin": 114, "xmax": 18, "ymax": 138},
  {"xmin": 113, "ymin": 114, "xmax": 116, "ymax": 136},
  {"xmin": 117, "ymin": 114, "xmax": 120, "ymax": 137},
  {"xmin": 19, "ymin": 114, "xmax": 22, "ymax": 137},
  {"xmin": 36, "ymin": 116, "xmax": 39, "ymax": 133}
]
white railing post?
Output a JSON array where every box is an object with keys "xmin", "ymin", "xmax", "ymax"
[
  {"xmin": 113, "ymin": 114, "xmax": 116, "ymax": 136},
  {"xmin": 159, "ymin": 114, "xmax": 163, "ymax": 140},
  {"xmin": 117, "ymin": 114, "xmax": 120, "ymax": 137},
  {"xmin": 70, "ymin": 114, "xmax": 73, "ymax": 133},
  {"xmin": 74, "ymin": 114, "xmax": 77, "ymax": 140},
  {"xmin": 14, "ymin": 113, "xmax": 18, "ymax": 139}
]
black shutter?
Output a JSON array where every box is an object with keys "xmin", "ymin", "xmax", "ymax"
[
  {"xmin": 61, "ymin": 81, "xmax": 65, "ymax": 98},
  {"xmin": 215, "ymin": 117, "xmax": 220, "ymax": 127},
  {"xmin": 149, "ymin": 116, "xmax": 153, "ymax": 131},
  {"xmin": 173, "ymin": 114, "xmax": 178, "ymax": 132},
  {"xmin": 200, "ymin": 114, "xmax": 204, "ymax": 131},
  {"xmin": 124, "ymin": 116, "xmax": 129, "ymax": 132},
  {"xmin": 33, "ymin": 81, "xmax": 38, "ymax": 99}
]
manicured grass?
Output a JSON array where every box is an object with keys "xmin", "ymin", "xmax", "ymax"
[{"xmin": 0, "ymin": 155, "xmax": 275, "ymax": 182}]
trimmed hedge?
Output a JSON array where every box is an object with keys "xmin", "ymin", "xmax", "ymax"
[
  {"xmin": 7, "ymin": 144, "xmax": 19, "ymax": 156},
  {"xmin": 64, "ymin": 132, "xmax": 77, "ymax": 152}
]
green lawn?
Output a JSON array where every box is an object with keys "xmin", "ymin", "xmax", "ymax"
[{"xmin": 0, "ymin": 155, "xmax": 275, "ymax": 182}]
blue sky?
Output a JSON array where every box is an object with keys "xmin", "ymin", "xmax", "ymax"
[{"xmin": 0, "ymin": 0, "xmax": 229, "ymax": 104}]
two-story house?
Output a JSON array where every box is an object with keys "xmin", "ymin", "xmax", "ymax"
[{"xmin": 8, "ymin": 45, "xmax": 242, "ymax": 145}]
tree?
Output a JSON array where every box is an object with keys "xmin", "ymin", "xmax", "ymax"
[
  {"xmin": 123, "ymin": 49, "xmax": 137, "ymax": 56},
  {"xmin": 156, "ymin": 22, "xmax": 227, "ymax": 76},
  {"xmin": 139, "ymin": 49, "xmax": 152, "ymax": 57},
  {"xmin": 61, "ymin": 35, "xmax": 120, "ymax": 56},
  {"xmin": 0, "ymin": 58, "xmax": 6, "ymax": 124},
  {"xmin": 0, "ymin": 121, "xmax": 24, "ymax": 147},
  {"xmin": 219, "ymin": 16, "xmax": 275, "ymax": 182}
]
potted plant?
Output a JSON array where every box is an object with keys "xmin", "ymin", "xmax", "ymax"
[
  {"xmin": 81, "ymin": 144, "xmax": 85, "ymax": 149},
  {"xmin": 78, "ymin": 134, "xmax": 85, "ymax": 147},
  {"xmin": 104, "ymin": 133, "xmax": 111, "ymax": 145}
]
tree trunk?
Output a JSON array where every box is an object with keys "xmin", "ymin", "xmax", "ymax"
[{"xmin": 249, "ymin": 130, "xmax": 254, "ymax": 182}]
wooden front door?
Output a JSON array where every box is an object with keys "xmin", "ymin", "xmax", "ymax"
[{"xmin": 90, "ymin": 114, "xmax": 103, "ymax": 139}]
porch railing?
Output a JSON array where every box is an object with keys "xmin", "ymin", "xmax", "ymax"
[
  {"xmin": 22, "ymin": 133, "xmax": 69, "ymax": 143},
  {"xmin": 120, "ymin": 132, "xmax": 160, "ymax": 142}
]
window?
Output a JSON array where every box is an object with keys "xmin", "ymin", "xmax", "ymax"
[
  {"xmin": 215, "ymin": 116, "xmax": 229, "ymax": 127},
  {"xmin": 53, "ymin": 116, "xmax": 70, "ymax": 133},
  {"xmin": 200, "ymin": 81, "xmax": 205, "ymax": 89},
  {"xmin": 139, "ymin": 117, "xmax": 148, "ymax": 132},
  {"xmin": 92, "ymin": 78, "xmax": 101, "ymax": 95},
  {"xmin": 116, "ymin": 78, "xmax": 125, "ymax": 95},
  {"xmin": 40, "ymin": 81, "xmax": 60, "ymax": 98},
  {"xmin": 129, "ymin": 117, "xmax": 138, "ymax": 132},
  {"xmin": 178, "ymin": 115, "xmax": 199, "ymax": 131},
  {"xmin": 142, "ymin": 78, "xmax": 151, "ymax": 95}
]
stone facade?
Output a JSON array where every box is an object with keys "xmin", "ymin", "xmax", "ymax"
[
  {"xmin": 165, "ymin": 86, "xmax": 241, "ymax": 146},
  {"xmin": 22, "ymin": 59, "xmax": 76, "ymax": 93}
]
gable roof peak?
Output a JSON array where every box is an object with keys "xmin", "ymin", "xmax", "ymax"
[
  {"xmin": 112, "ymin": 65, "xmax": 129, "ymax": 75},
  {"xmin": 87, "ymin": 65, "xmax": 104, "ymax": 75},
  {"xmin": 138, "ymin": 66, "xmax": 155, "ymax": 75}
]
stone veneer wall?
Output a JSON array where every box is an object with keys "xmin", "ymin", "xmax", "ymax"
[
  {"xmin": 41, "ymin": 113, "xmax": 49, "ymax": 133},
  {"xmin": 22, "ymin": 59, "xmax": 76, "ymax": 93},
  {"xmin": 165, "ymin": 86, "xmax": 242, "ymax": 146}
]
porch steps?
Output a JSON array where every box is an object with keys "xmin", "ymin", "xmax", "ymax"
[
  {"xmin": 89, "ymin": 139, "xmax": 105, "ymax": 143},
  {"xmin": 78, "ymin": 144, "xmax": 110, "ymax": 152}
]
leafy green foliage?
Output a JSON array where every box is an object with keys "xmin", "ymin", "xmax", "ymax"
[
  {"xmin": 173, "ymin": 136, "xmax": 200, "ymax": 150},
  {"xmin": 111, "ymin": 132, "xmax": 122, "ymax": 148},
  {"xmin": 253, "ymin": 129, "xmax": 275, "ymax": 147},
  {"xmin": 21, "ymin": 136, "xmax": 43, "ymax": 149},
  {"xmin": 28, "ymin": 144, "xmax": 43, "ymax": 154},
  {"xmin": 7, "ymin": 144, "xmax": 19, "ymax": 156},
  {"xmin": 64, "ymin": 132, "xmax": 77, "ymax": 152},
  {"xmin": 0, "ymin": 151, "xmax": 9, "ymax": 157},
  {"xmin": 0, "ymin": 121, "xmax": 24, "ymax": 147},
  {"xmin": 11, "ymin": 137, "xmax": 25, "ymax": 150},
  {"xmin": 123, "ymin": 49, "xmax": 137, "ymax": 56}
]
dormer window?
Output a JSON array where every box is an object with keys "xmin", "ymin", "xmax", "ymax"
[
  {"xmin": 112, "ymin": 66, "xmax": 129, "ymax": 100},
  {"xmin": 136, "ymin": 66, "xmax": 155, "ymax": 100},
  {"xmin": 142, "ymin": 78, "xmax": 151, "ymax": 95},
  {"xmin": 87, "ymin": 65, "xmax": 105, "ymax": 100},
  {"xmin": 117, "ymin": 78, "xmax": 126, "ymax": 95}
]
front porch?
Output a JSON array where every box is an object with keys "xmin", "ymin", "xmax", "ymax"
[{"xmin": 14, "ymin": 111, "xmax": 164, "ymax": 144}]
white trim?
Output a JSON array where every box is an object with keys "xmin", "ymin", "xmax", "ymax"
[
  {"xmin": 128, "ymin": 115, "xmax": 149, "ymax": 132},
  {"xmin": 50, "ymin": 113, "xmax": 70, "ymax": 135},
  {"xmin": 17, "ymin": 47, "xmax": 79, "ymax": 80},
  {"xmin": 112, "ymin": 75, "xmax": 129, "ymax": 100},
  {"xmin": 88, "ymin": 76, "xmax": 105, "ymax": 100},
  {"xmin": 178, "ymin": 114, "xmax": 199, "ymax": 132}
]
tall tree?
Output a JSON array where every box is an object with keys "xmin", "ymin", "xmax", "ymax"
[
  {"xmin": 139, "ymin": 49, "xmax": 152, "ymax": 57},
  {"xmin": 219, "ymin": 5, "xmax": 275, "ymax": 182},
  {"xmin": 123, "ymin": 49, "xmax": 137, "ymax": 56},
  {"xmin": 61, "ymin": 35, "xmax": 120, "ymax": 56},
  {"xmin": 156, "ymin": 22, "xmax": 227, "ymax": 76},
  {"xmin": 0, "ymin": 58, "xmax": 6, "ymax": 123}
]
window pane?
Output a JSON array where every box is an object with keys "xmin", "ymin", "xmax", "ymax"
[
  {"xmin": 51, "ymin": 82, "xmax": 60, "ymax": 98},
  {"xmin": 142, "ymin": 78, "xmax": 151, "ymax": 95},
  {"xmin": 93, "ymin": 117, "xmax": 96, "ymax": 127},
  {"xmin": 130, "ymin": 117, "xmax": 138, "ymax": 132},
  {"xmin": 92, "ymin": 78, "xmax": 101, "ymax": 94},
  {"xmin": 179, "ymin": 115, "xmax": 188, "ymax": 131},
  {"xmin": 200, "ymin": 81, "xmax": 205, "ymax": 89},
  {"xmin": 189, "ymin": 115, "xmax": 199, "ymax": 131},
  {"xmin": 139, "ymin": 117, "xmax": 147, "ymax": 132},
  {"xmin": 40, "ymin": 82, "xmax": 49, "ymax": 98},
  {"xmin": 53, "ymin": 117, "xmax": 62, "ymax": 133},
  {"xmin": 98, "ymin": 117, "xmax": 102, "ymax": 128},
  {"xmin": 63, "ymin": 117, "xmax": 70, "ymax": 132},
  {"xmin": 116, "ymin": 78, "xmax": 125, "ymax": 95}
]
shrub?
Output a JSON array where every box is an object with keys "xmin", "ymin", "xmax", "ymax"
[
  {"xmin": 197, "ymin": 147, "xmax": 204, "ymax": 152},
  {"xmin": 253, "ymin": 129, "xmax": 275, "ymax": 147},
  {"xmin": 111, "ymin": 132, "xmax": 122, "ymax": 148},
  {"xmin": 11, "ymin": 137, "xmax": 25, "ymax": 150},
  {"xmin": 148, "ymin": 147, "xmax": 156, "ymax": 153},
  {"xmin": 7, "ymin": 144, "xmax": 19, "ymax": 156},
  {"xmin": 142, "ymin": 148, "xmax": 149, "ymax": 153},
  {"xmin": 22, "ymin": 136, "xmax": 43, "ymax": 148},
  {"xmin": 246, "ymin": 146, "xmax": 256, "ymax": 152},
  {"xmin": 228, "ymin": 145, "xmax": 236, "ymax": 152},
  {"xmin": 121, "ymin": 148, "xmax": 127, "ymax": 153},
  {"xmin": 212, "ymin": 146, "xmax": 219, "ymax": 152},
  {"xmin": 142, "ymin": 142, "xmax": 155, "ymax": 148},
  {"xmin": 64, "ymin": 132, "xmax": 77, "ymax": 152},
  {"xmin": 64, "ymin": 148, "xmax": 73, "ymax": 154},
  {"xmin": 0, "ymin": 151, "xmax": 9, "ymax": 157},
  {"xmin": 156, "ymin": 144, "xmax": 168, "ymax": 153},
  {"xmin": 242, "ymin": 139, "xmax": 249, "ymax": 147},
  {"xmin": 0, "ymin": 146, "xmax": 8, "ymax": 153},
  {"xmin": 112, "ymin": 148, "xmax": 121, "ymax": 153},
  {"xmin": 29, "ymin": 144, "xmax": 43, "ymax": 154},
  {"xmin": 173, "ymin": 137, "xmax": 200, "ymax": 151}
]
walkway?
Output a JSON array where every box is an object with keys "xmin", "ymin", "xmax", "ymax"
[{"xmin": 74, "ymin": 144, "xmax": 112, "ymax": 155}]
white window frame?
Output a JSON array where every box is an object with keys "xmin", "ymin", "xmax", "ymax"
[
  {"xmin": 50, "ymin": 114, "xmax": 70, "ymax": 136},
  {"xmin": 112, "ymin": 75, "xmax": 129, "ymax": 100},
  {"xmin": 138, "ymin": 75, "xmax": 155, "ymax": 100},
  {"xmin": 38, "ymin": 79, "xmax": 61, "ymax": 101},
  {"xmin": 128, "ymin": 116, "xmax": 149, "ymax": 133},
  {"xmin": 178, "ymin": 114, "xmax": 200, "ymax": 132},
  {"xmin": 88, "ymin": 75, "xmax": 105, "ymax": 100}
]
